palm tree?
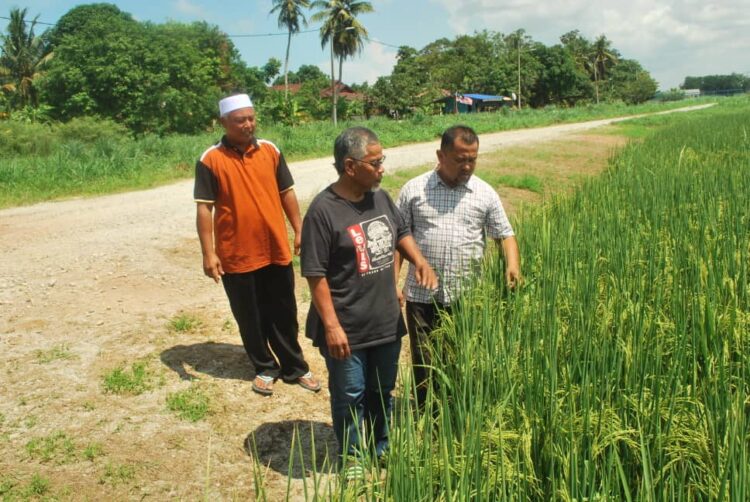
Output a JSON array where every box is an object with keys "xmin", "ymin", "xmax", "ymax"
[
  {"xmin": 311, "ymin": 0, "xmax": 373, "ymax": 124},
  {"xmin": 588, "ymin": 35, "xmax": 617, "ymax": 104},
  {"xmin": 270, "ymin": 0, "xmax": 311, "ymax": 100},
  {"xmin": 0, "ymin": 7, "xmax": 52, "ymax": 109}
]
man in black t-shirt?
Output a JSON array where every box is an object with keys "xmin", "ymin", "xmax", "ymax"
[{"xmin": 301, "ymin": 127, "xmax": 437, "ymax": 468}]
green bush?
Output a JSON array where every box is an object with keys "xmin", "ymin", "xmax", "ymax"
[{"xmin": 57, "ymin": 116, "xmax": 130, "ymax": 144}]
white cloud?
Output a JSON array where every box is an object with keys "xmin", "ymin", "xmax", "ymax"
[
  {"xmin": 172, "ymin": 0, "xmax": 209, "ymax": 18},
  {"xmin": 427, "ymin": 0, "xmax": 750, "ymax": 89}
]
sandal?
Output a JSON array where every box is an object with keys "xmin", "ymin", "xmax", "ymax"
[
  {"xmin": 297, "ymin": 371, "xmax": 321, "ymax": 392},
  {"xmin": 252, "ymin": 374, "xmax": 274, "ymax": 396}
]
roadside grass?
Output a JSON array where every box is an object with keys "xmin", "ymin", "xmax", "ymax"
[
  {"xmin": 166, "ymin": 385, "xmax": 211, "ymax": 422},
  {"xmin": 83, "ymin": 442, "xmax": 105, "ymax": 461},
  {"xmin": 25, "ymin": 431, "xmax": 76, "ymax": 464},
  {"xmin": 1, "ymin": 97, "xmax": 730, "ymax": 208},
  {"xmin": 0, "ymin": 473, "xmax": 53, "ymax": 498},
  {"xmin": 483, "ymin": 173, "xmax": 544, "ymax": 193},
  {"xmin": 102, "ymin": 361, "xmax": 155, "ymax": 395},
  {"xmin": 34, "ymin": 343, "xmax": 76, "ymax": 364},
  {"xmin": 168, "ymin": 312, "xmax": 203, "ymax": 334},
  {"xmin": 100, "ymin": 462, "xmax": 137, "ymax": 486}
]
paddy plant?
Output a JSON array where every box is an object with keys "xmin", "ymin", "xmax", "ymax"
[
  {"xmin": 388, "ymin": 104, "xmax": 750, "ymax": 500},
  {"xmin": 251, "ymin": 98, "xmax": 749, "ymax": 499}
]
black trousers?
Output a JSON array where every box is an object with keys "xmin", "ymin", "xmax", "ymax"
[
  {"xmin": 222, "ymin": 263, "xmax": 309, "ymax": 381},
  {"xmin": 405, "ymin": 301, "xmax": 452, "ymax": 407}
]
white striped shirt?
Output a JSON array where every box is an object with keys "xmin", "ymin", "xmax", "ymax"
[{"xmin": 396, "ymin": 169, "xmax": 514, "ymax": 304}]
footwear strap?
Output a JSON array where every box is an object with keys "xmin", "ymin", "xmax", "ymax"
[{"xmin": 256, "ymin": 375, "xmax": 274, "ymax": 383}]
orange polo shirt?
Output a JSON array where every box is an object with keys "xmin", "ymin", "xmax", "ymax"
[{"xmin": 194, "ymin": 137, "xmax": 294, "ymax": 273}]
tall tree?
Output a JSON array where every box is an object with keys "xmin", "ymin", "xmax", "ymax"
[
  {"xmin": 311, "ymin": 0, "xmax": 373, "ymax": 124},
  {"xmin": 270, "ymin": 0, "xmax": 310, "ymax": 100},
  {"xmin": 589, "ymin": 35, "xmax": 618, "ymax": 104},
  {"xmin": 0, "ymin": 7, "xmax": 52, "ymax": 109},
  {"xmin": 40, "ymin": 4, "xmax": 254, "ymax": 134}
]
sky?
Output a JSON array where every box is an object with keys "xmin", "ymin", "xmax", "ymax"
[{"xmin": 3, "ymin": 0, "xmax": 750, "ymax": 91}]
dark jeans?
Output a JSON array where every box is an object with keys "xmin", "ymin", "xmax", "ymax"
[
  {"xmin": 321, "ymin": 339, "xmax": 401, "ymax": 458},
  {"xmin": 222, "ymin": 263, "xmax": 309, "ymax": 382},
  {"xmin": 405, "ymin": 301, "xmax": 452, "ymax": 407}
]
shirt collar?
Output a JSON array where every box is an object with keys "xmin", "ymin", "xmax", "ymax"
[
  {"xmin": 429, "ymin": 166, "xmax": 475, "ymax": 192},
  {"xmin": 221, "ymin": 135, "xmax": 259, "ymax": 156}
]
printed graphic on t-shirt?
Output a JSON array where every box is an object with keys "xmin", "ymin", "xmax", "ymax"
[{"xmin": 347, "ymin": 215, "xmax": 394, "ymax": 275}]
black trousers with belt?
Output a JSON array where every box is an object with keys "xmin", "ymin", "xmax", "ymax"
[{"xmin": 222, "ymin": 263, "xmax": 309, "ymax": 382}]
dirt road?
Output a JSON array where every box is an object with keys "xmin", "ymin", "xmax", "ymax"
[{"xmin": 0, "ymin": 104, "xmax": 711, "ymax": 499}]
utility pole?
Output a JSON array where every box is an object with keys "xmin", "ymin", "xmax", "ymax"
[{"xmin": 517, "ymin": 38, "xmax": 522, "ymax": 109}]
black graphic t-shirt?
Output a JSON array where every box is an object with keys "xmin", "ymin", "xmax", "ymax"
[{"xmin": 301, "ymin": 186, "xmax": 410, "ymax": 350}]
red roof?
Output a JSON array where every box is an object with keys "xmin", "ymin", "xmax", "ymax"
[{"xmin": 270, "ymin": 81, "xmax": 364, "ymax": 100}]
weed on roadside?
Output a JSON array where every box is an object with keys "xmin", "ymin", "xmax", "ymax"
[
  {"xmin": 168, "ymin": 312, "xmax": 202, "ymax": 333},
  {"xmin": 26, "ymin": 473, "xmax": 51, "ymax": 496},
  {"xmin": 34, "ymin": 343, "xmax": 76, "ymax": 364},
  {"xmin": 100, "ymin": 462, "xmax": 136, "ymax": 486},
  {"xmin": 102, "ymin": 361, "xmax": 153, "ymax": 395},
  {"xmin": 83, "ymin": 442, "xmax": 104, "ymax": 461},
  {"xmin": 166, "ymin": 385, "xmax": 211, "ymax": 422},
  {"xmin": 25, "ymin": 431, "xmax": 76, "ymax": 464},
  {"xmin": 1, "ymin": 472, "xmax": 53, "ymax": 499}
]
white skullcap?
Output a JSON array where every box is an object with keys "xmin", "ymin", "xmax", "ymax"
[{"xmin": 219, "ymin": 94, "xmax": 253, "ymax": 117}]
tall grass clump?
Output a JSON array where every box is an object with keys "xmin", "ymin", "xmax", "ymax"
[{"xmin": 250, "ymin": 99, "xmax": 749, "ymax": 499}]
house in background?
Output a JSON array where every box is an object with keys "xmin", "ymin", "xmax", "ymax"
[
  {"xmin": 435, "ymin": 91, "xmax": 513, "ymax": 114},
  {"xmin": 269, "ymin": 81, "xmax": 364, "ymax": 101}
]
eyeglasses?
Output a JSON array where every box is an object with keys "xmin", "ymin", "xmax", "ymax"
[{"xmin": 350, "ymin": 155, "xmax": 386, "ymax": 169}]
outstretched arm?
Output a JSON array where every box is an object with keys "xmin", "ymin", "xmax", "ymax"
[{"xmin": 396, "ymin": 236, "xmax": 438, "ymax": 290}]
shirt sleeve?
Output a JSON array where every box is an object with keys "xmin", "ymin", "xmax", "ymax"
[
  {"xmin": 486, "ymin": 189, "xmax": 514, "ymax": 239},
  {"xmin": 194, "ymin": 160, "xmax": 217, "ymax": 202},
  {"xmin": 384, "ymin": 191, "xmax": 411, "ymax": 242},
  {"xmin": 276, "ymin": 152, "xmax": 294, "ymax": 192},
  {"xmin": 300, "ymin": 203, "xmax": 331, "ymax": 277},
  {"xmin": 395, "ymin": 184, "xmax": 413, "ymax": 230}
]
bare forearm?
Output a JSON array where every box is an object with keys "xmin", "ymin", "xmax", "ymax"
[
  {"xmin": 501, "ymin": 236, "xmax": 521, "ymax": 270},
  {"xmin": 280, "ymin": 188, "xmax": 302, "ymax": 234},
  {"xmin": 196, "ymin": 204, "xmax": 215, "ymax": 256},
  {"xmin": 498, "ymin": 236, "xmax": 521, "ymax": 288},
  {"xmin": 396, "ymin": 235, "xmax": 426, "ymax": 266},
  {"xmin": 397, "ymin": 235, "xmax": 437, "ymax": 290}
]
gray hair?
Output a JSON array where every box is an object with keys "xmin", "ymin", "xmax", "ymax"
[{"xmin": 333, "ymin": 127, "xmax": 380, "ymax": 174}]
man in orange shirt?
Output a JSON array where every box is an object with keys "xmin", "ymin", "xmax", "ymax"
[{"xmin": 194, "ymin": 93, "xmax": 319, "ymax": 396}]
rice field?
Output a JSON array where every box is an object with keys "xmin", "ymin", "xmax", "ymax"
[{"xmin": 254, "ymin": 101, "xmax": 750, "ymax": 499}]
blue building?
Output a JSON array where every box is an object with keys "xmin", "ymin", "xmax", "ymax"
[{"xmin": 437, "ymin": 93, "xmax": 513, "ymax": 114}]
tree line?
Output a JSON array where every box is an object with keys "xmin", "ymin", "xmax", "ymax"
[{"xmin": 0, "ymin": 2, "xmax": 725, "ymax": 135}]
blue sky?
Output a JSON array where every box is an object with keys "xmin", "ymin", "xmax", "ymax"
[{"xmin": 3, "ymin": 0, "xmax": 749, "ymax": 91}]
